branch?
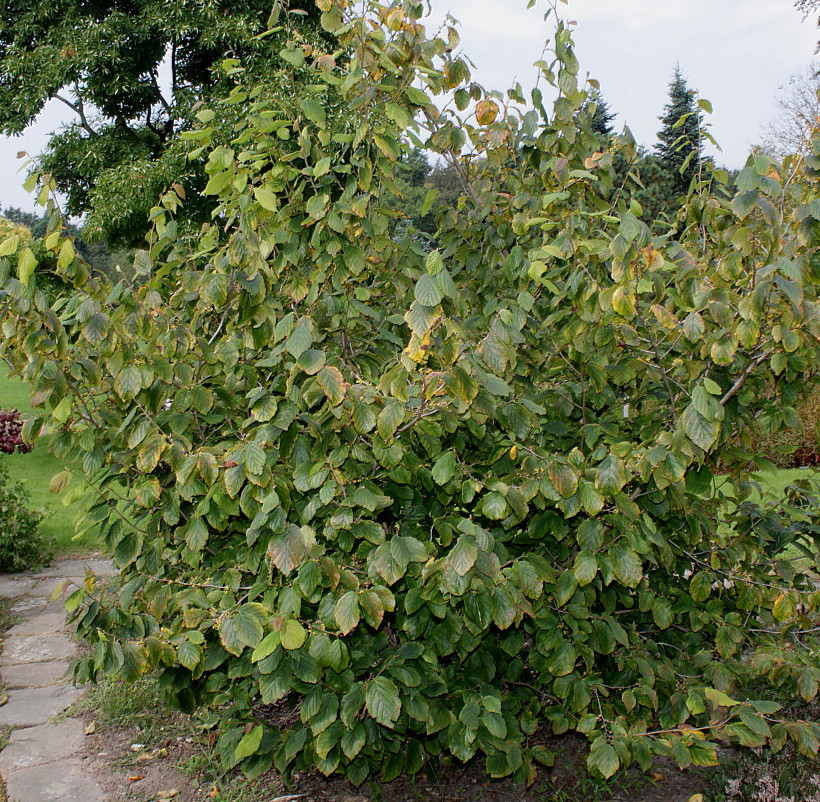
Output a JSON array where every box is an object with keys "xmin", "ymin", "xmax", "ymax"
[
  {"xmin": 53, "ymin": 94, "xmax": 98, "ymax": 137},
  {"xmin": 719, "ymin": 351, "xmax": 773, "ymax": 406}
]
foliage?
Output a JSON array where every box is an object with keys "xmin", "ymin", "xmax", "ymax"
[
  {"xmin": 0, "ymin": 207, "xmax": 133, "ymax": 284},
  {"xmin": 390, "ymin": 149, "xmax": 462, "ymax": 240},
  {"xmin": 0, "ymin": 0, "xmax": 326, "ymax": 245},
  {"xmin": 1, "ymin": 0, "xmax": 820, "ymax": 789},
  {"xmin": 0, "ymin": 462, "xmax": 46, "ymax": 572},
  {"xmin": 656, "ymin": 67, "xmax": 705, "ymax": 199},
  {"xmin": 753, "ymin": 386, "xmax": 820, "ymax": 467}
]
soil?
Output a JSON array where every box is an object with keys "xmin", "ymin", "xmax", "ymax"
[{"xmin": 75, "ymin": 705, "xmax": 715, "ymax": 802}]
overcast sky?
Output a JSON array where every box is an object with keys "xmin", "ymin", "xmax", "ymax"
[{"xmin": 0, "ymin": 0, "xmax": 816, "ymax": 213}]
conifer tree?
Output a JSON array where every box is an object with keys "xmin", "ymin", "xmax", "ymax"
[
  {"xmin": 656, "ymin": 67, "xmax": 703, "ymax": 197},
  {"xmin": 588, "ymin": 90, "xmax": 616, "ymax": 139}
]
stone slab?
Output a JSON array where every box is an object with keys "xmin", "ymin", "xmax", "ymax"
[
  {"xmin": 0, "ymin": 633, "xmax": 76, "ymax": 665},
  {"xmin": 37, "ymin": 558, "xmax": 117, "ymax": 578},
  {"xmin": 6, "ymin": 613, "xmax": 67, "ymax": 638},
  {"xmin": 2, "ymin": 660, "xmax": 70, "ymax": 689},
  {"xmin": 0, "ymin": 685, "xmax": 83, "ymax": 728},
  {"xmin": 0, "ymin": 577, "xmax": 37, "ymax": 598},
  {"xmin": 3, "ymin": 757, "xmax": 105, "ymax": 802},
  {"xmin": 0, "ymin": 718, "xmax": 86, "ymax": 771},
  {"xmin": 9, "ymin": 596, "xmax": 50, "ymax": 617}
]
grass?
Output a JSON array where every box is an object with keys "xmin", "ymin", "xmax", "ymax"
[{"xmin": 0, "ymin": 370, "xmax": 102, "ymax": 555}]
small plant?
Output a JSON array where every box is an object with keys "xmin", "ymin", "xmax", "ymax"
[{"xmin": 0, "ymin": 462, "xmax": 46, "ymax": 572}]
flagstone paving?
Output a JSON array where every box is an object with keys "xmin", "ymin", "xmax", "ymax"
[{"xmin": 0, "ymin": 558, "xmax": 116, "ymax": 802}]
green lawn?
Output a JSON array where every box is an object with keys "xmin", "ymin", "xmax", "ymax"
[{"xmin": 0, "ymin": 370, "xmax": 102, "ymax": 555}]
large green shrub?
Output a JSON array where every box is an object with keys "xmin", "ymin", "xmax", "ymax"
[
  {"xmin": 1, "ymin": 0, "xmax": 819, "ymax": 786},
  {"xmin": 0, "ymin": 462, "xmax": 45, "ymax": 572}
]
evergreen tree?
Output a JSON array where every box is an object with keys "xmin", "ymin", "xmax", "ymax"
[
  {"xmin": 587, "ymin": 90, "xmax": 616, "ymax": 139},
  {"xmin": 656, "ymin": 67, "xmax": 703, "ymax": 197}
]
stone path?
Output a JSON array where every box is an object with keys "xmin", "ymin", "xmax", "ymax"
[{"xmin": 0, "ymin": 558, "xmax": 116, "ymax": 802}]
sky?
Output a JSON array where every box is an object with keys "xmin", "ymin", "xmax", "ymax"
[{"xmin": 0, "ymin": 0, "xmax": 816, "ymax": 213}]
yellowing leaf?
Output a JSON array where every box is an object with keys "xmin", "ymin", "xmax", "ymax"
[{"xmin": 475, "ymin": 99, "xmax": 499, "ymax": 125}]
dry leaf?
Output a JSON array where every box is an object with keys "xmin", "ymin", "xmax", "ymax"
[{"xmin": 84, "ymin": 722, "xmax": 96, "ymax": 735}]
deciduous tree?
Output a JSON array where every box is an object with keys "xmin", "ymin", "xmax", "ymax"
[{"xmin": 1, "ymin": 0, "xmax": 819, "ymax": 788}]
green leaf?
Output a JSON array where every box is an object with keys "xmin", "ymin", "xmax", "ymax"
[
  {"xmin": 0, "ymin": 234, "xmax": 19, "ymax": 257},
  {"xmin": 235, "ymin": 725, "xmax": 263, "ymax": 762},
  {"xmin": 115, "ymin": 366, "xmax": 142, "ymax": 401},
  {"xmin": 177, "ymin": 640, "xmax": 202, "ymax": 671},
  {"xmin": 682, "ymin": 406, "xmax": 719, "ymax": 450},
  {"xmin": 547, "ymin": 641, "xmax": 577, "ymax": 677},
  {"xmin": 341, "ymin": 724, "xmax": 366, "ymax": 760},
  {"xmin": 610, "ymin": 544, "xmax": 643, "ymax": 588},
  {"xmin": 689, "ymin": 572, "xmax": 712, "ymax": 602},
  {"xmin": 297, "ymin": 349, "xmax": 326, "ymax": 375},
  {"xmin": 335, "ymin": 591, "xmax": 360, "ymax": 635},
  {"xmin": 185, "ymin": 518, "xmax": 209, "ymax": 552},
  {"xmin": 317, "ymin": 366, "xmax": 346, "ymax": 406},
  {"xmin": 254, "ymin": 187, "xmax": 279, "ymax": 211},
  {"xmin": 431, "ymin": 451, "xmax": 456, "ymax": 485},
  {"xmin": 280, "ymin": 619, "xmax": 307, "ymax": 650},
  {"xmin": 299, "ymin": 98, "xmax": 327, "ymax": 128},
  {"xmin": 587, "ymin": 740, "xmax": 620, "ymax": 778},
  {"xmin": 352, "ymin": 401, "xmax": 376, "ymax": 434},
  {"xmin": 481, "ymin": 492, "xmax": 510, "ymax": 520},
  {"xmin": 732, "ymin": 190, "xmax": 759, "ymax": 220},
  {"xmin": 651, "ymin": 597, "xmax": 674, "ymax": 629},
  {"xmin": 286, "ymin": 318, "xmax": 313, "ymax": 358},
  {"xmin": 449, "ymin": 536, "xmax": 478, "ymax": 576},
  {"xmin": 366, "ymin": 676, "xmax": 401, "ymax": 728},
  {"xmin": 280, "ymin": 46, "xmax": 305, "ymax": 67},
  {"xmin": 252, "ymin": 631, "xmax": 281, "ymax": 662},
  {"xmin": 415, "ymin": 274, "xmax": 443, "ymax": 306},
  {"xmin": 595, "ymin": 455, "xmax": 626, "ymax": 495},
  {"xmin": 244, "ymin": 442, "xmax": 267, "ymax": 476},
  {"xmin": 268, "ymin": 524, "xmax": 307, "ymax": 575},
  {"xmin": 220, "ymin": 604, "xmax": 266, "ymax": 656},
  {"xmin": 576, "ymin": 520, "xmax": 604, "ymax": 552},
  {"xmin": 17, "ymin": 247, "xmax": 37, "ymax": 285},
  {"xmin": 573, "ymin": 551, "xmax": 598, "ymax": 586},
  {"xmin": 378, "ymin": 401, "xmax": 405, "ymax": 441}
]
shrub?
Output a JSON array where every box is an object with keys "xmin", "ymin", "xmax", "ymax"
[
  {"xmin": 0, "ymin": 462, "xmax": 45, "ymax": 572},
  {"xmin": 1, "ymin": 0, "xmax": 819, "ymax": 788}
]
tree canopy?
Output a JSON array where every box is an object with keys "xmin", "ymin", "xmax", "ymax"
[{"xmin": 0, "ymin": 0, "xmax": 324, "ymax": 244}]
